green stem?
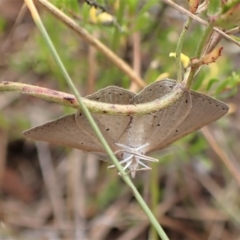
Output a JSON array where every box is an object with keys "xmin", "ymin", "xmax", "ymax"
[
  {"xmin": 195, "ymin": 22, "xmax": 214, "ymax": 58},
  {"xmin": 186, "ymin": 22, "xmax": 214, "ymax": 88},
  {"xmin": 149, "ymin": 163, "xmax": 160, "ymax": 240},
  {"xmin": 175, "ymin": 17, "xmax": 192, "ymax": 82},
  {"xmin": 23, "ymin": 0, "xmax": 170, "ymax": 239}
]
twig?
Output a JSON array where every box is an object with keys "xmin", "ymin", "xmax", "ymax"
[
  {"xmin": 196, "ymin": 170, "xmax": 240, "ymax": 224},
  {"xmin": 163, "ymin": 0, "xmax": 240, "ymax": 47},
  {"xmin": 1, "ymin": 4, "xmax": 28, "ymax": 52},
  {"xmin": 34, "ymin": 140, "xmax": 66, "ymax": 231},
  {"xmin": 175, "ymin": 17, "xmax": 192, "ymax": 83},
  {"xmin": 34, "ymin": 0, "xmax": 146, "ymax": 88},
  {"xmin": 186, "ymin": 22, "xmax": 215, "ymax": 88},
  {"xmin": 0, "ymin": 80, "xmax": 186, "ymax": 115},
  {"xmin": 0, "ymin": 129, "xmax": 7, "ymax": 188},
  {"xmin": 201, "ymin": 127, "xmax": 240, "ymax": 187}
]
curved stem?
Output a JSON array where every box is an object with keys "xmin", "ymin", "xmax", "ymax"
[{"xmin": 0, "ymin": 80, "xmax": 185, "ymax": 115}]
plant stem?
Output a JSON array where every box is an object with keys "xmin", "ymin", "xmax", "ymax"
[
  {"xmin": 186, "ymin": 22, "xmax": 214, "ymax": 88},
  {"xmin": 175, "ymin": 17, "xmax": 192, "ymax": 83},
  {"xmin": 163, "ymin": 0, "xmax": 240, "ymax": 48},
  {"xmin": 149, "ymin": 162, "xmax": 160, "ymax": 240},
  {"xmin": 36, "ymin": 0, "xmax": 146, "ymax": 88},
  {"xmin": 0, "ymin": 80, "xmax": 186, "ymax": 116},
  {"xmin": 195, "ymin": 22, "xmax": 214, "ymax": 58}
]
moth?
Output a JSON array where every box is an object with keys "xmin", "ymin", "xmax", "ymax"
[{"xmin": 24, "ymin": 79, "xmax": 229, "ymax": 177}]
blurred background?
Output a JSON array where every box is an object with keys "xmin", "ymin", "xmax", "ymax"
[{"xmin": 0, "ymin": 0, "xmax": 240, "ymax": 239}]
